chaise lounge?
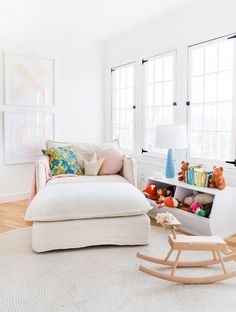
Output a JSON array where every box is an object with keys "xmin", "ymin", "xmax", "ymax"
[{"xmin": 25, "ymin": 140, "xmax": 151, "ymax": 252}]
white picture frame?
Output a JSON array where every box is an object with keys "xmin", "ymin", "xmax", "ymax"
[
  {"xmin": 4, "ymin": 52, "xmax": 55, "ymax": 107},
  {"xmin": 4, "ymin": 111, "xmax": 54, "ymax": 164}
]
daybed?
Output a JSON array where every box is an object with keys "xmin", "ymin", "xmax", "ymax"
[{"xmin": 25, "ymin": 140, "xmax": 151, "ymax": 252}]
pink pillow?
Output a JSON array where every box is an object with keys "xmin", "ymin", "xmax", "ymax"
[{"xmin": 97, "ymin": 148, "xmax": 124, "ymax": 175}]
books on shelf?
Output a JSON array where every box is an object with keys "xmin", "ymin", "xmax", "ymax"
[{"xmin": 185, "ymin": 165, "xmax": 213, "ymax": 187}]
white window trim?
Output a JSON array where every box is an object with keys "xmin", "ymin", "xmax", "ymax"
[
  {"xmin": 108, "ymin": 33, "xmax": 236, "ymax": 176},
  {"xmin": 141, "ymin": 49, "xmax": 177, "ymax": 160},
  {"xmin": 186, "ymin": 36, "xmax": 236, "ymax": 168},
  {"xmin": 111, "ymin": 62, "xmax": 136, "ymax": 153}
]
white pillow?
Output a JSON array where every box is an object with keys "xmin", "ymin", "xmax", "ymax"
[
  {"xmin": 84, "ymin": 154, "xmax": 104, "ymax": 176},
  {"xmin": 46, "ymin": 140, "xmax": 119, "ymax": 166}
]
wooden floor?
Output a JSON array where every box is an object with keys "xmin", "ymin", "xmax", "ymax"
[
  {"xmin": 0, "ymin": 200, "xmax": 236, "ymax": 249},
  {"xmin": 0, "ymin": 199, "xmax": 32, "ymax": 233}
]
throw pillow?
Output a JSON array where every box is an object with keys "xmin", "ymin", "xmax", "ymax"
[
  {"xmin": 84, "ymin": 153, "xmax": 105, "ymax": 176},
  {"xmin": 42, "ymin": 146, "xmax": 83, "ymax": 176},
  {"xmin": 97, "ymin": 148, "xmax": 124, "ymax": 175}
]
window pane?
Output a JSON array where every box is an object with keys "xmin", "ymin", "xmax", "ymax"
[
  {"xmin": 114, "ymin": 70, "xmax": 120, "ymax": 89},
  {"xmin": 114, "ymin": 109, "xmax": 120, "ymax": 127},
  {"xmin": 111, "ymin": 63, "xmax": 135, "ymax": 149},
  {"xmin": 127, "ymin": 67, "xmax": 134, "ymax": 87},
  {"xmin": 147, "ymin": 62, "xmax": 154, "ymax": 83},
  {"xmin": 144, "ymin": 52, "xmax": 176, "ymax": 153},
  {"xmin": 114, "ymin": 90, "xmax": 120, "ymax": 108},
  {"xmin": 126, "ymin": 88, "xmax": 133, "ymax": 108},
  {"xmin": 154, "ymin": 83, "xmax": 163, "ymax": 106},
  {"xmin": 146, "ymin": 85, "xmax": 154, "ymax": 106},
  {"xmin": 162, "ymin": 106, "xmax": 173, "ymax": 124},
  {"xmin": 190, "ymin": 104, "xmax": 203, "ymax": 131},
  {"xmin": 145, "ymin": 107, "xmax": 154, "ymax": 129},
  {"xmin": 120, "ymin": 109, "xmax": 126, "ymax": 127},
  {"xmin": 164, "ymin": 56, "xmax": 173, "ymax": 80},
  {"xmin": 154, "ymin": 59, "xmax": 163, "ymax": 82},
  {"xmin": 205, "ymin": 44, "xmax": 217, "ymax": 74},
  {"xmin": 191, "ymin": 77, "xmax": 203, "ymax": 103},
  {"xmin": 204, "ymin": 74, "xmax": 217, "ymax": 102},
  {"xmin": 190, "ymin": 132, "xmax": 203, "ymax": 158},
  {"xmin": 120, "ymin": 68, "xmax": 126, "ymax": 88},
  {"xmin": 203, "ymin": 104, "xmax": 217, "ymax": 131},
  {"xmin": 156, "ymin": 106, "xmax": 173, "ymax": 125},
  {"xmin": 218, "ymin": 132, "xmax": 232, "ymax": 159},
  {"xmin": 191, "ymin": 48, "xmax": 204, "ymax": 76},
  {"xmin": 203, "ymin": 133, "xmax": 217, "ymax": 159},
  {"xmin": 126, "ymin": 109, "xmax": 133, "ymax": 128},
  {"xmin": 217, "ymin": 102, "xmax": 231, "ymax": 131},
  {"xmin": 219, "ymin": 41, "xmax": 233, "ymax": 71},
  {"xmin": 188, "ymin": 37, "xmax": 234, "ymax": 161},
  {"xmin": 145, "ymin": 129, "xmax": 155, "ymax": 149},
  {"xmin": 120, "ymin": 89, "xmax": 126, "ymax": 108},
  {"xmin": 163, "ymin": 81, "xmax": 173, "ymax": 106},
  {"xmin": 218, "ymin": 71, "xmax": 232, "ymax": 101}
]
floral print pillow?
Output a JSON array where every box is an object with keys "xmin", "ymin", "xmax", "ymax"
[{"xmin": 42, "ymin": 146, "xmax": 83, "ymax": 176}]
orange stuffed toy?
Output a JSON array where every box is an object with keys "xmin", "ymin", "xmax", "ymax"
[
  {"xmin": 143, "ymin": 184, "xmax": 159, "ymax": 200},
  {"xmin": 178, "ymin": 161, "xmax": 189, "ymax": 182},
  {"xmin": 158, "ymin": 196, "xmax": 179, "ymax": 208},
  {"xmin": 209, "ymin": 166, "xmax": 226, "ymax": 190}
]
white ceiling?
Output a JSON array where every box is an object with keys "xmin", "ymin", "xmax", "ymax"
[{"xmin": 0, "ymin": 0, "xmax": 199, "ymax": 42}]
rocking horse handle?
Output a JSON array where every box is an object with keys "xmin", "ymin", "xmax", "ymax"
[{"xmin": 161, "ymin": 215, "xmax": 181, "ymax": 229}]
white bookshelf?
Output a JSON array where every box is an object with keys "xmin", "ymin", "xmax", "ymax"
[{"xmin": 147, "ymin": 177, "xmax": 236, "ymax": 238}]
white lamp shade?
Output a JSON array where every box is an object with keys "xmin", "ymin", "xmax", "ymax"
[{"xmin": 155, "ymin": 125, "xmax": 187, "ymax": 149}]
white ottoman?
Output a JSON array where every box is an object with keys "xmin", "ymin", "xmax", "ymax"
[{"xmin": 25, "ymin": 182, "xmax": 151, "ymax": 252}]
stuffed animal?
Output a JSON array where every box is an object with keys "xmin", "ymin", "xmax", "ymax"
[
  {"xmin": 194, "ymin": 208, "xmax": 206, "ymax": 217},
  {"xmin": 209, "ymin": 166, "xmax": 226, "ymax": 190},
  {"xmin": 179, "ymin": 206, "xmax": 192, "ymax": 213},
  {"xmin": 184, "ymin": 192, "xmax": 214, "ymax": 206},
  {"xmin": 184, "ymin": 195, "xmax": 194, "ymax": 206},
  {"xmin": 143, "ymin": 184, "xmax": 159, "ymax": 200},
  {"xmin": 178, "ymin": 161, "xmax": 189, "ymax": 182},
  {"xmin": 156, "ymin": 188, "xmax": 172, "ymax": 198},
  {"xmin": 159, "ymin": 197, "xmax": 179, "ymax": 208},
  {"xmin": 191, "ymin": 202, "xmax": 202, "ymax": 213},
  {"xmin": 193, "ymin": 193, "xmax": 214, "ymax": 205},
  {"xmin": 194, "ymin": 207, "xmax": 212, "ymax": 218}
]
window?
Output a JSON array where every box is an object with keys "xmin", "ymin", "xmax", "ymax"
[
  {"xmin": 188, "ymin": 37, "xmax": 236, "ymax": 161},
  {"xmin": 143, "ymin": 51, "xmax": 176, "ymax": 154},
  {"xmin": 111, "ymin": 63, "xmax": 135, "ymax": 150}
]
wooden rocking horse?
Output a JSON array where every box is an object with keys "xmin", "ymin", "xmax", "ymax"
[{"xmin": 137, "ymin": 213, "xmax": 236, "ymax": 284}]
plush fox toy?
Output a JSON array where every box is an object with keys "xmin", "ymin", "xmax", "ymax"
[{"xmin": 158, "ymin": 197, "xmax": 179, "ymax": 209}]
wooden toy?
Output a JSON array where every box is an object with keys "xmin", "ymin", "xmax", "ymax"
[{"xmin": 137, "ymin": 212, "xmax": 236, "ymax": 284}]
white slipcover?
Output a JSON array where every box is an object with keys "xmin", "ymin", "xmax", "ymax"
[
  {"xmin": 32, "ymin": 214, "xmax": 150, "ymax": 252},
  {"xmin": 25, "ymin": 182, "xmax": 150, "ymax": 222}
]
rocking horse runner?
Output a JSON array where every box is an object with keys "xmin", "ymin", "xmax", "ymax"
[{"xmin": 137, "ymin": 213, "xmax": 236, "ymax": 284}]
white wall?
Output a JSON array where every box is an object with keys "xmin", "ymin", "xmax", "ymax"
[
  {"xmin": 0, "ymin": 29, "xmax": 104, "ymax": 202},
  {"xmin": 104, "ymin": 0, "xmax": 236, "ymax": 189}
]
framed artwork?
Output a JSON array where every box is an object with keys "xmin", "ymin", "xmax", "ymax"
[
  {"xmin": 4, "ymin": 111, "xmax": 54, "ymax": 164},
  {"xmin": 4, "ymin": 52, "xmax": 54, "ymax": 107}
]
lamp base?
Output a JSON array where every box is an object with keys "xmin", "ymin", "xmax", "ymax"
[{"xmin": 165, "ymin": 149, "xmax": 175, "ymax": 179}]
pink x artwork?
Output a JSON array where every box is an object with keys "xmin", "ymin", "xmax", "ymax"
[{"xmin": 15, "ymin": 64, "xmax": 48, "ymax": 97}]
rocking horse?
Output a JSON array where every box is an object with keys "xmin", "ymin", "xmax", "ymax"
[{"xmin": 137, "ymin": 213, "xmax": 236, "ymax": 284}]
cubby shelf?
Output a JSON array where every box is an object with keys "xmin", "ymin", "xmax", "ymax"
[{"xmin": 147, "ymin": 177, "xmax": 236, "ymax": 238}]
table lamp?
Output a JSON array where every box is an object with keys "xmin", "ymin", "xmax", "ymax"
[{"xmin": 155, "ymin": 125, "xmax": 187, "ymax": 179}]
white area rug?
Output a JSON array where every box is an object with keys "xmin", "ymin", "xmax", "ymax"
[{"xmin": 1, "ymin": 226, "xmax": 236, "ymax": 312}]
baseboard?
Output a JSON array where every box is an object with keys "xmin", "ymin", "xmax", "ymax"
[{"xmin": 0, "ymin": 191, "xmax": 29, "ymax": 204}]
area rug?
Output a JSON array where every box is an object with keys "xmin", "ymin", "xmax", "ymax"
[{"xmin": 0, "ymin": 226, "xmax": 236, "ymax": 312}]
